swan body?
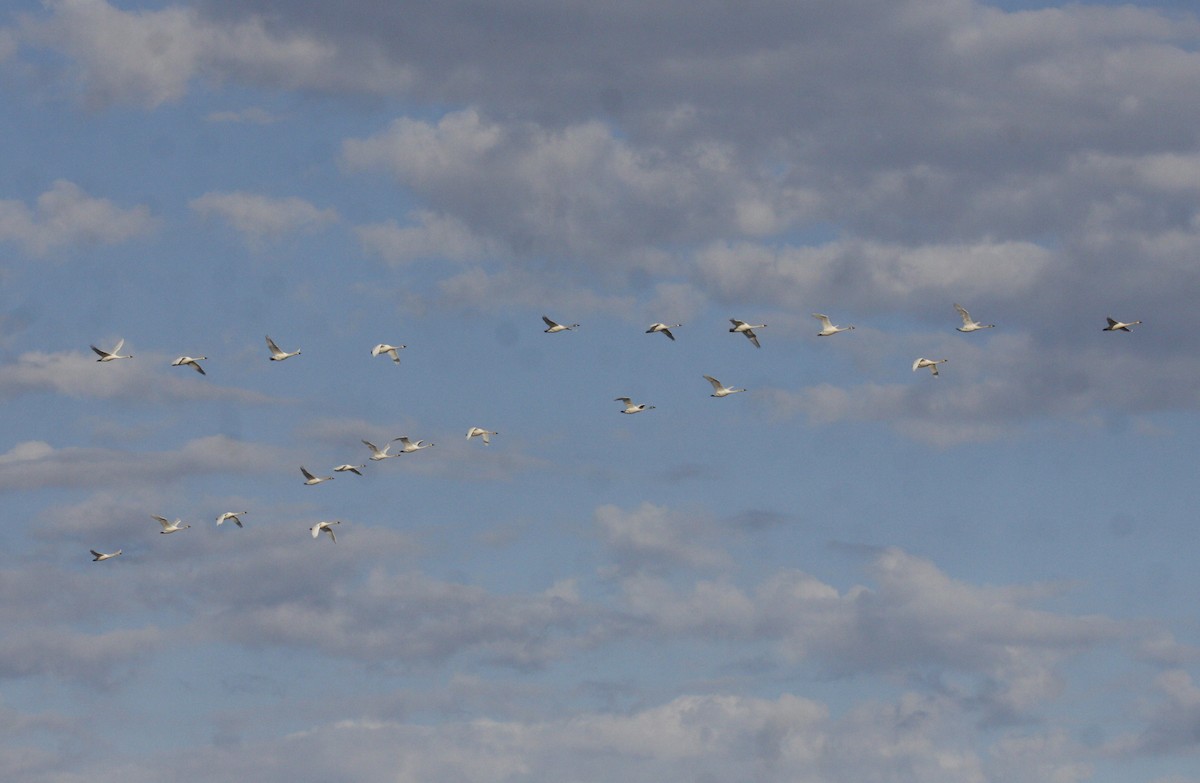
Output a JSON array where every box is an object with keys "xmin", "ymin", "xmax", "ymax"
[
  {"xmin": 614, "ymin": 397, "xmax": 656, "ymax": 414},
  {"xmin": 729, "ymin": 319, "xmax": 765, "ymax": 348},
  {"xmin": 91, "ymin": 549, "xmax": 122, "ymax": 561},
  {"xmin": 466, "ymin": 427, "xmax": 498, "ymax": 445},
  {"xmin": 216, "ymin": 511, "xmax": 246, "ymax": 528},
  {"xmin": 371, "ymin": 343, "xmax": 406, "ymax": 364},
  {"xmin": 171, "ymin": 355, "xmax": 208, "ymax": 374},
  {"xmin": 300, "ymin": 466, "xmax": 333, "ymax": 485},
  {"xmin": 703, "ymin": 375, "xmax": 747, "ymax": 397},
  {"xmin": 1103, "ymin": 317, "xmax": 1141, "ymax": 332},
  {"xmin": 912, "ymin": 357, "xmax": 949, "ymax": 376},
  {"xmin": 646, "ymin": 323, "xmax": 680, "ymax": 341},
  {"xmin": 152, "ymin": 515, "xmax": 191, "ymax": 534},
  {"xmin": 395, "ymin": 436, "xmax": 434, "ymax": 452},
  {"xmin": 310, "ymin": 520, "xmax": 340, "ymax": 543},
  {"xmin": 265, "ymin": 335, "xmax": 301, "ymax": 361},
  {"xmin": 362, "ymin": 439, "xmax": 400, "ymax": 461},
  {"xmin": 91, "ymin": 339, "xmax": 132, "ymax": 361},
  {"xmin": 813, "ymin": 314, "xmax": 854, "ymax": 336},
  {"xmin": 542, "ymin": 315, "xmax": 578, "ymax": 333},
  {"xmin": 954, "ymin": 304, "xmax": 995, "ymax": 332},
  {"xmin": 335, "ymin": 464, "xmax": 365, "ymax": 475}
]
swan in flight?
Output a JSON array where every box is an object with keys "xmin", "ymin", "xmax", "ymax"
[
  {"xmin": 703, "ymin": 375, "xmax": 746, "ymax": 397},
  {"xmin": 90, "ymin": 549, "xmax": 122, "ymax": 562},
  {"xmin": 1103, "ymin": 317, "xmax": 1142, "ymax": 332},
  {"xmin": 171, "ymin": 355, "xmax": 207, "ymax": 375},
  {"xmin": 310, "ymin": 520, "xmax": 340, "ymax": 543},
  {"xmin": 91, "ymin": 339, "xmax": 132, "ymax": 362},
  {"xmin": 645, "ymin": 323, "xmax": 680, "ymax": 341},
  {"xmin": 954, "ymin": 304, "xmax": 995, "ymax": 332},
  {"xmin": 300, "ymin": 466, "xmax": 334, "ymax": 485},
  {"xmin": 614, "ymin": 397, "xmax": 656, "ymax": 414},
  {"xmin": 265, "ymin": 335, "xmax": 301, "ymax": 361},
  {"xmin": 335, "ymin": 464, "xmax": 365, "ymax": 475},
  {"xmin": 216, "ymin": 511, "xmax": 246, "ymax": 528},
  {"xmin": 729, "ymin": 319, "xmax": 765, "ymax": 348},
  {"xmin": 912, "ymin": 357, "xmax": 949, "ymax": 376},
  {"xmin": 362, "ymin": 439, "xmax": 401, "ymax": 461},
  {"xmin": 395, "ymin": 436, "xmax": 434, "ymax": 453},
  {"xmin": 371, "ymin": 343, "xmax": 406, "ymax": 364},
  {"xmin": 542, "ymin": 315, "xmax": 578, "ymax": 333},
  {"xmin": 466, "ymin": 427, "xmax": 498, "ymax": 445},
  {"xmin": 813, "ymin": 314, "xmax": 854, "ymax": 337},
  {"xmin": 152, "ymin": 515, "xmax": 191, "ymax": 534}
]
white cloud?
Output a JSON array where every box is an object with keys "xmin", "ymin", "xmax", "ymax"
[
  {"xmin": 58, "ymin": 689, "xmax": 1099, "ymax": 783},
  {"xmin": 616, "ymin": 547, "xmax": 1121, "ymax": 718},
  {"xmin": 1107, "ymin": 669, "xmax": 1200, "ymax": 756},
  {"xmin": 0, "ymin": 349, "xmax": 273, "ymax": 403},
  {"xmin": 0, "ymin": 180, "xmax": 154, "ymax": 256},
  {"xmin": 343, "ymin": 109, "xmax": 811, "ymax": 261},
  {"xmin": 694, "ymin": 238, "xmax": 1051, "ymax": 311},
  {"xmin": 0, "ymin": 435, "xmax": 286, "ymax": 491},
  {"xmin": 595, "ymin": 502, "xmax": 728, "ymax": 572},
  {"xmin": 356, "ymin": 211, "xmax": 498, "ymax": 265},
  {"xmin": 190, "ymin": 191, "xmax": 338, "ymax": 242}
]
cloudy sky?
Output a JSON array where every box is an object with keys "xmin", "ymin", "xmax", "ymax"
[{"xmin": 2, "ymin": 0, "xmax": 1200, "ymax": 780}]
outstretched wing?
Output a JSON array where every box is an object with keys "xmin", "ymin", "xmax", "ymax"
[
  {"xmin": 703, "ymin": 375, "xmax": 722, "ymax": 391},
  {"xmin": 812, "ymin": 314, "xmax": 833, "ymax": 330},
  {"xmin": 542, "ymin": 315, "xmax": 559, "ymax": 328},
  {"xmin": 300, "ymin": 466, "xmax": 316, "ymax": 480},
  {"xmin": 265, "ymin": 335, "xmax": 281, "ymax": 354},
  {"xmin": 745, "ymin": 330, "xmax": 760, "ymax": 348}
]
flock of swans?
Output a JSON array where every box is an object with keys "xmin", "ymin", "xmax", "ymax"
[{"xmin": 85, "ymin": 307, "xmax": 1140, "ymax": 561}]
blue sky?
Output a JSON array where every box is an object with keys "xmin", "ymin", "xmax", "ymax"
[{"xmin": 3, "ymin": 0, "xmax": 1200, "ymax": 781}]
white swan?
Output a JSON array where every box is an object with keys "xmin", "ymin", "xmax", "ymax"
[
  {"xmin": 614, "ymin": 397, "xmax": 656, "ymax": 414},
  {"xmin": 703, "ymin": 375, "xmax": 746, "ymax": 397},
  {"xmin": 466, "ymin": 427, "xmax": 498, "ymax": 445},
  {"xmin": 912, "ymin": 357, "xmax": 949, "ymax": 376},
  {"xmin": 395, "ymin": 436, "xmax": 434, "ymax": 452},
  {"xmin": 954, "ymin": 304, "xmax": 995, "ymax": 332},
  {"xmin": 813, "ymin": 313, "xmax": 854, "ymax": 336},
  {"xmin": 542, "ymin": 315, "xmax": 578, "ymax": 333},
  {"xmin": 335, "ymin": 464, "xmax": 365, "ymax": 475},
  {"xmin": 152, "ymin": 515, "xmax": 191, "ymax": 534},
  {"xmin": 91, "ymin": 339, "xmax": 132, "ymax": 362},
  {"xmin": 1103, "ymin": 317, "xmax": 1142, "ymax": 332},
  {"xmin": 371, "ymin": 343, "xmax": 406, "ymax": 364},
  {"xmin": 645, "ymin": 323, "xmax": 680, "ymax": 341},
  {"xmin": 90, "ymin": 549, "xmax": 122, "ymax": 562},
  {"xmin": 729, "ymin": 319, "xmax": 765, "ymax": 348},
  {"xmin": 216, "ymin": 511, "xmax": 246, "ymax": 528},
  {"xmin": 266, "ymin": 335, "xmax": 301, "ymax": 361},
  {"xmin": 362, "ymin": 439, "xmax": 400, "ymax": 461},
  {"xmin": 310, "ymin": 520, "xmax": 341, "ymax": 543},
  {"xmin": 300, "ymin": 466, "xmax": 334, "ymax": 485},
  {"xmin": 171, "ymin": 355, "xmax": 208, "ymax": 375}
]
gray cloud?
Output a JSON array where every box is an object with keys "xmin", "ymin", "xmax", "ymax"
[{"xmin": 21, "ymin": 0, "xmax": 413, "ymax": 108}]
